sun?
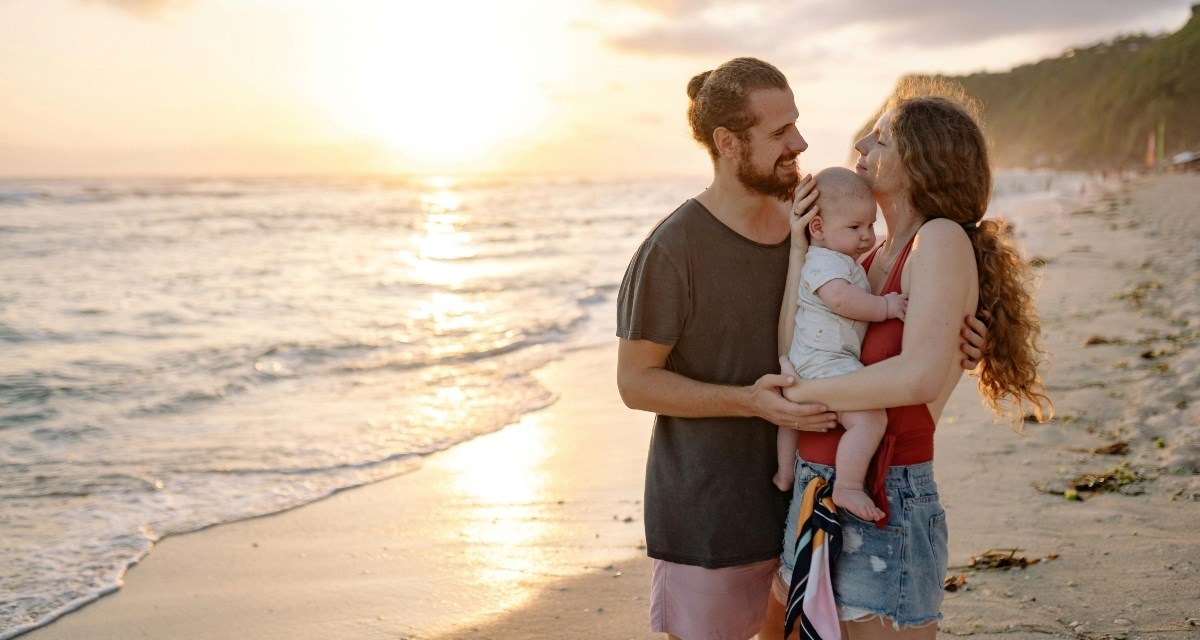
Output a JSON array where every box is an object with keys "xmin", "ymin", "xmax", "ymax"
[{"xmin": 316, "ymin": 3, "xmax": 539, "ymax": 170}]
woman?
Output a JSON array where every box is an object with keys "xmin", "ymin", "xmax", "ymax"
[{"xmin": 765, "ymin": 86, "xmax": 1052, "ymax": 639}]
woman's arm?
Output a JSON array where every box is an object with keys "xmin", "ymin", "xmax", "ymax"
[{"xmin": 781, "ymin": 219, "xmax": 978, "ymax": 411}]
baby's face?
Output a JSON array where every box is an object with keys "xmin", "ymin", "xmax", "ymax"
[{"xmin": 816, "ymin": 196, "xmax": 878, "ymax": 260}]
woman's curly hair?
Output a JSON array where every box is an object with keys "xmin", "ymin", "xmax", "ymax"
[{"xmin": 888, "ymin": 79, "xmax": 1053, "ymax": 426}]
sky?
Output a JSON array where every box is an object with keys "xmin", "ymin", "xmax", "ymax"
[{"xmin": 0, "ymin": 0, "xmax": 1193, "ymax": 178}]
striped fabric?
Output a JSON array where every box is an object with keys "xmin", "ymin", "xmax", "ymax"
[{"xmin": 784, "ymin": 476, "xmax": 843, "ymax": 640}]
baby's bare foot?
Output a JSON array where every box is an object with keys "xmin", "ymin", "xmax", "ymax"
[
  {"xmin": 773, "ymin": 470, "xmax": 795, "ymax": 492},
  {"xmin": 832, "ymin": 486, "xmax": 885, "ymax": 522}
]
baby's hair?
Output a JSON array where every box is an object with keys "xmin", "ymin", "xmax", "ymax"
[
  {"xmin": 804, "ymin": 167, "xmax": 873, "ymax": 242},
  {"xmin": 814, "ymin": 167, "xmax": 872, "ymax": 211}
]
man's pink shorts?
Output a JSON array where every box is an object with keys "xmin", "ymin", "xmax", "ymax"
[{"xmin": 650, "ymin": 557, "xmax": 778, "ymax": 640}]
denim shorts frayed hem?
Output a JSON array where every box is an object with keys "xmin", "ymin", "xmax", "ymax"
[{"xmin": 778, "ymin": 456, "xmax": 948, "ymax": 628}]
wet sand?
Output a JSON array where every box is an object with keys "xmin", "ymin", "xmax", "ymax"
[{"xmin": 22, "ymin": 347, "xmax": 657, "ymax": 640}]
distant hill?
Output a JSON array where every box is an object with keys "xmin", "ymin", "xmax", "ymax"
[{"xmin": 865, "ymin": 8, "xmax": 1200, "ymax": 170}]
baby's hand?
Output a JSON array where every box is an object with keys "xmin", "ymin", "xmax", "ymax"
[{"xmin": 885, "ymin": 292, "xmax": 908, "ymax": 320}]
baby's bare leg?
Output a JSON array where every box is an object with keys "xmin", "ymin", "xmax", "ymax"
[
  {"xmin": 775, "ymin": 427, "xmax": 799, "ymax": 491},
  {"xmin": 833, "ymin": 409, "xmax": 887, "ymax": 522}
]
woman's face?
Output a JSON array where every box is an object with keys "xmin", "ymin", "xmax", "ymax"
[{"xmin": 853, "ymin": 109, "xmax": 908, "ymax": 196}]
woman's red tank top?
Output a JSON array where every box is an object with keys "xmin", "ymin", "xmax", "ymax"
[{"xmin": 796, "ymin": 237, "xmax": 936, "ymax": 522}]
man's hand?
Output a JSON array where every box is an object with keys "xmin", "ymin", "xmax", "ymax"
[
  {"xmin": 790, "ymin": 174, "xmax": 820, "ymax": 252},
  {"xmin": 751, "ymin": 372, "xmax": 835, "ymax": 430},
  {"xmin": 960, "ymin": 309, "xmax": 991, "ymax": 370},
  {"xmin": 756, "ymin": 359, "xmax": 836, "ymax": 430}
]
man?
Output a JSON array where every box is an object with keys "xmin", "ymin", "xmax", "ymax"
[{"xmin": 616, "ymin": 58, "xmax": 986, "ymax": 640}]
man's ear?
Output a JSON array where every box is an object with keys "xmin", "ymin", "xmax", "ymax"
[{"xmin": 713, "ymin": 127, "xmax": 738, "ymax": 159}]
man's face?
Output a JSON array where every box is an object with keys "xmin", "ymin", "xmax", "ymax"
[{"xmin": 735, "ymin": 88, "xmax": 808, "ymax": 201}]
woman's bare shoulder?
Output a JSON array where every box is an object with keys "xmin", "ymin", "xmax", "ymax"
[
  {"xmin": 912, "ymin": 218, "xmax": 973, "ymax": 260},
  {"xmin": 918, "ymin": 217, "xmax": 970, "ymax": 239}
]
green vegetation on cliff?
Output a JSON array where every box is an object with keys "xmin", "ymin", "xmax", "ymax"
[{"xmin": 868, "ymin": 12, "xmax": 1200, "ymax": 170}]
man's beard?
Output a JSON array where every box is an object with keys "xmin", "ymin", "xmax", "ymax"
[{"xmin": 737, "ymin": 145, "xmax": 800, "ymax": 201}]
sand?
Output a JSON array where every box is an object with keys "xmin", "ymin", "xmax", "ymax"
[
  {"xmin": 930, "ymin": 173, "xmax": 1200, "ymax": 639},
  {"xmin": 22, "ymin": 174, "xmax": 1200, "ymax": 640},
  {"xmin": 21, "ymin": 347, "xmax": 657, "ymax": 640}
]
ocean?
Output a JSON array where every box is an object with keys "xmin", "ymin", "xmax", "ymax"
[{"xmin": 0, "ymin": 170, "xmax": 1092, "ymax": 638}]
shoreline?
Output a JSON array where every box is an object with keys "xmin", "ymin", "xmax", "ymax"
[
  {"xmin": 19, "ymin": 173, "xmax": 1200, "ymax": 640},
  {"xmin": 21, "ymin": 346, "xmax": 656, "ymax": 640}
]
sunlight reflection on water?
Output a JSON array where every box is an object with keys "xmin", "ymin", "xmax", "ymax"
[{"xmin": 0, "ymin": 173, "xmax": 704, "ymax": 638}]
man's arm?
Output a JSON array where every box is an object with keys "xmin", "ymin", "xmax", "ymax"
[
  {"xmin": 617, "ymin": 338, "xmax": 835, "ymax": 429},
  {"xmin": 777, "ymin": 244, "xmax": 806, "ymax": 357}
]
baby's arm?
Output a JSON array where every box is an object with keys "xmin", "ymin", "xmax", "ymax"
[{"xmin": 815, "ymin": 279, "xmax": 907, "ymax": 323}]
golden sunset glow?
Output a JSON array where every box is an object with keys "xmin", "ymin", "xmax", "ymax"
[
  {"xmin": 315, "ymin": 4, "xmax": 540, "ymax": 168},
  {"xmin": 0, "ymin": 1, "xmax": 1191, "ymax": 177}
]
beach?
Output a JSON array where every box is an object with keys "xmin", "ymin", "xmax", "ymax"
[
  {"xmin": 19, "ymin": 173, "xmax": 1200, "ymax": 640},
  {"xmin": 19, "ymin": 346, "xmax": 657, "ymax": 640}
]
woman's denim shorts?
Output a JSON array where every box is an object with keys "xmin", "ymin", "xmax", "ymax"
[{"xmin": 779, "ymin": 456, "xmax": 948, "ymax": 628}]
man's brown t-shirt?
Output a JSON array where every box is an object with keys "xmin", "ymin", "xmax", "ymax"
[{"xmin": 617, "ymin": 198, "xmax": 791, "ymax": 568}]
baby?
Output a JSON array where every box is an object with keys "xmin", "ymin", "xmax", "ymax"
[{"xmin": 775, "ymin": 167, "xmax": 907, "ymax": 522}]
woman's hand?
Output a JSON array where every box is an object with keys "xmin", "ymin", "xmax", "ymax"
[
  {"xmin": 960, "ymin": 309, "xmax": 991, "ymax": 370},
  {"xmin": 790, "ymin": 174, "xmax": 820, "ymax": 252}
]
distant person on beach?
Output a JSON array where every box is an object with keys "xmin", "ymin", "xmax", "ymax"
[
  {"xmin": 773, "ymin": 167, "xmax": 905, "ymax": 524},
  {"xmin": 763, "ymin": 84, "xmax": 1052, "ymax": 640},
  {"xmin": 616, "ymin": 58, "xmax": 989, "ymax": 640}
]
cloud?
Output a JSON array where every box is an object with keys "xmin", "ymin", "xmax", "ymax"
[
  {"xmin": 601, "ymin": 0, "xmax": 723, "ymax": 18},
  {"xmin": 807, "ymin": 0, "xmax": 1189, "ymax": 47},
  {"xmin": 607, "ymin": 16, "xmax": 768, "ymax": 58},
  {"xmin": 77, "ymin": 0, "xmax": 195, "ymax": 19},
  {"xmin": 602, "ymin": 0, "xmax": 794, "ymax": 59},
  {"xmin": 603, "ymin": 0, "xmax": 1191, "ymax": 58},
  {"xmin": 603, "ymin": 5, "xmax": 838, "ymax": 69}
]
